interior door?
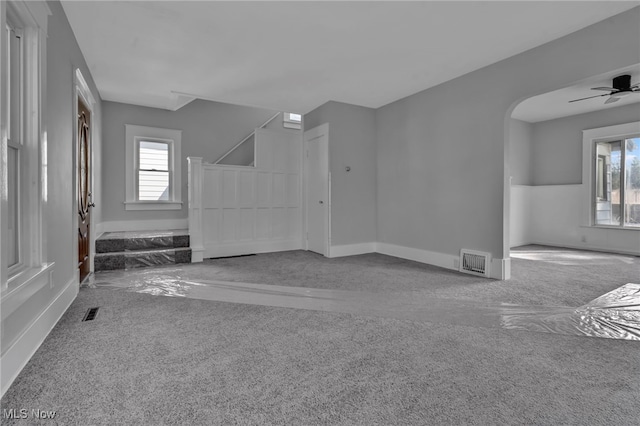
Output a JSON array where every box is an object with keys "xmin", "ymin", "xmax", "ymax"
[
  {"xmin": 77, "ymin": 99, "xmax": 92, "ymax": 282},
  {"xmin": 305, "ymin": 125, "xmax": 329, "ymax": 256}
]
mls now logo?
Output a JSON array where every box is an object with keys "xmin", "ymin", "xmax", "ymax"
[{"xmin": 2, "ymin": 408, "xmax": 56, "ymax": 419}]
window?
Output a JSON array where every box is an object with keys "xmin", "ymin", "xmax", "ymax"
[
  {"xmin": 594, "ymin": 137, "xmax": 640, "ymax": 227},
  {"xmin": 583, "ymin": 122, "xmax": 640, "ymax": 230},
  {"xmin": 283, "ymin": 112, "xmax": 302, "ymax": 130},
  {"xmin": 138, "ymin": 140, "xmax": 170, "ymax": 201},
  {"xmin": 7, "ymin": 21, "xmax": 23, "ymax": 269},
  {"xmin": 1, "ymin": 0, "xmax": 50, "ymax": 292},
  {"xmin": 125, "ymin": 125, "xmax": 182, "ymax": 210}
]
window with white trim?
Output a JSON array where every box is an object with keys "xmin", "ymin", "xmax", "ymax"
[
  {"xmin": 583, "ymin": 122, "xmax": 640, "ymax": 231},
  {"xmin": 283, "ymin": 112, "xmax": 302, "ymax": 130},
  {"xmin": 1, "ymin": 0, "xmax": 49, "ymax": 292},
  {"xmin": 125, "ymin": 125, "xmax": 182, "ymax": 210},
  {"xmin": 594, "ymin": 136, "xmax": 640, "ymax": 227}
]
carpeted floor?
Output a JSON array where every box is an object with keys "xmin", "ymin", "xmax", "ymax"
[{"xmin": 1, "ymin": 245, "xmax": 639, "ymax": 425}]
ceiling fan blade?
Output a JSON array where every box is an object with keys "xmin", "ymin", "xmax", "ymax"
[
  {"xmin": 604, "ymin": 96, "xmax": 620, "ymax": 104},
  {"xmin": 568, "ymin": 93, "xmax": 608, "ymax": 103},
  {"xmin": 591, "ymin": 87, "xmax": 615, "ymax": 91}
]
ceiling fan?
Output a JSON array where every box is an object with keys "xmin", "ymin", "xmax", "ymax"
[{"xmin": 569, "ymin": 74, "xmax": 640, "ymax": 104}]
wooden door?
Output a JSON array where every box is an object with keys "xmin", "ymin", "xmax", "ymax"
[{"xmin": 78, "ymin": 99, "xmax": 92, "ymax": 282}]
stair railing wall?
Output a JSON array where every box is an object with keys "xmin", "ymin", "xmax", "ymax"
[{"xmin": 188, "ymin": 128, "xmax": 303, "ymax": 261}]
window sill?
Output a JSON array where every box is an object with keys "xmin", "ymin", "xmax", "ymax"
[
  {"xmin": 124, "ymin": 201, "xmax": 183, "ymax": 211},
  {"xmin": 2, "ymin": 262, "xmax": 55, "ymax": 320},
  {"xmin": 582, "ymin": 225, "xmax": 640, "ymax": 232}
]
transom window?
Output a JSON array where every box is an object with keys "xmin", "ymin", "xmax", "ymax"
[{"xmin": 283, "ymin": 112, "xmax": 302, "ymax": 130}]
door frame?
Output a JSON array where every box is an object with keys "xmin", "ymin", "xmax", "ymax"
[
  {"xmin": 73, "ymin": 68, "xmax": 96, "ymax": 282},
  {"xmin": 303, "ymin": 123, "xmax": 331, "ymax": 257}
]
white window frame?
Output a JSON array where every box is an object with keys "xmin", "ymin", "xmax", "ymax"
[
  {"xmin": 1, "ymin": 0, "xmax": 51, "ymax": 297},
  {"xmin": 582, "ymin": 121, "xmax": 640, "ymax": 230},
  {"xmin": 125, "ymin": 124, "xmax": 182, "ymax": 210},
  {"xmin": 284, "ymin": 112, "xmax": 302, "ymax": 130}
]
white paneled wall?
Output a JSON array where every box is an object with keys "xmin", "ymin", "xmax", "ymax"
[{"xmin": 188, "ymin": 129, "xmax": 302, "ymax": 261}]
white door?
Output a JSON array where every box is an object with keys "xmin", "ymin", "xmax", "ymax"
[{"xmin": 305, "ymin": 124, "xmax": 329, "ymax": 256}]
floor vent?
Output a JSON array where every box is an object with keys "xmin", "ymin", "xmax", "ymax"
[
  {"xmin": 82, "ymin": 307, "xmax": 99, "ymax": 322},
  {"xmin": 459, "ymin": 249, "xmax": 491, "ymax": 278}
]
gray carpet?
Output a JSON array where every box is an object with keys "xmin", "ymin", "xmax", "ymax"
[{"xmin": 1, "ymin": 245, "xmax": 639, "ymax": 425}]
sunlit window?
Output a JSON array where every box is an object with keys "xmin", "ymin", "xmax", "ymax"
[
  {"xmin": 138, "ymin": 141, "xmax": 170, "ymax": 201},
  {"xmin": 594, "ymin": 137, "xmax": 640, "ymax": 227},
  {"xmin": 124, "ymin": 125, "xmax": 182, "ymax": 210}
]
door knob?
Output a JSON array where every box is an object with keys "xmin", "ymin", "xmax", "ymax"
[{"xmin": 319, "ymin": 201, "xmax": 324, "ymax": 204}]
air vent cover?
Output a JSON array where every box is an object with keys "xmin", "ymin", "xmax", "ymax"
[
  {"xmin": 460, "ymin": 249, "xmax": 491, "ymax": 277},
  {"xmin": 82, "ymin": 307, "xmax": 99, "ymax": 322}
]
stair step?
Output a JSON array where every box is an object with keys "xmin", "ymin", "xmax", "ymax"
[
  {"xmin": 96, "ymin": 229, "xmax": 189, "ymax": 254},
  {"xmin": 95, "ymin": 247, "xmax": 192, "ymax": 271}
]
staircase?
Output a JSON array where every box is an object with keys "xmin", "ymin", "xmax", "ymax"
[{"xmin": 95, "ymin": 230, "xmax": 191, "ymax": 271}]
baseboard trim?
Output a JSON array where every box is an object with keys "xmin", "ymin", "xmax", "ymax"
[
  {"xmin": 97, "ymin": 218, "xmax": 188, "ymax": 233},
  {"xmin": 0, "ymin": 276, "xmax": 78, "ymax": 398},
  {"xmin": 191, "ymin": 247, "xmax": 204, "ymax": 263},
  {"xmin": 204, "ymin": 240, "xmax": 302, "ymax": 259},
  {"xmin": 329, "ymin": 242, "xmax": 376, "ymax": 258},
  {"xmin": 376, "ymin": 243, "xmax": 458, "ymax": 272},
  {"xmin": 527, "ymin": 241, "xmax": 640, "ymax": 257}
]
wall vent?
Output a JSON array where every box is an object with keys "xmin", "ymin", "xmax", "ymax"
[{"xmin": 459, "ymin": 249, "xmax": 491, "ymax": 277}]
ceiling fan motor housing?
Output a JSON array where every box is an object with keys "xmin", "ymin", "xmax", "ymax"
[{"xmin": 613, "ymin": 74, "xmax": 631, "ymax": 91}]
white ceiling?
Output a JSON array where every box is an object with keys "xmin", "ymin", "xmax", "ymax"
[
  {"xmin": 512, "ymin": 65, "xmax": 640, "ymax": 123},
  {"xmin": 61, "ymin": 1, "xmax": 639, "ymax": 115}
]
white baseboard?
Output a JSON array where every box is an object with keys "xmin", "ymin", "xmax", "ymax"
[
  {"xmin": 329, "ymin": 242, "xmax": 376, "ymax": 258},
  {"xmin": 1, "ymin": 276, "xmax": 78, "ymax": 398},
  {"xmin": 528, "ymin": 241, "xmax": 640, "ymax": 257},
  {"xmin": 204, "ymin": 239, "xmax": 302, "ymax": 259},
  {"xmin": 376, "ymin": 242, "xmax": 458, "ymax": 272},
  {"xmin": 97, "ymin": 218, "xmax": 188, "ymax": 234},
  {"xmin": 375, "ymin": 243, "xmax": 510, "ymax": 280},
  {"xmin": 191, "ymin": 248, "xmax": 204, "ymax": 263}
]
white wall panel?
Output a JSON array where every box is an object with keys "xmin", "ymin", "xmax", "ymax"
[
  {"xmin": 222, "ymin": 170, "xmax": 237, "ymax": 205},
  {"xmin": 239, "ymin": 171, "xmax": 255, "ymax": 206},
  {"xmin": 203, "ymin": 209, "xmax": 220, "ymax": 242},
  {"xmin": 272, "ymin": 173, "xmax": 286, "ymax": 205},
  {"xmin": 511, "ymin": 184, "xmax": 640, "ymax": 255},
  {"xmin": 239, "ymin": 208, "xmax": 254, "ymax": 240},
  {"xmin": 188, "ymin": 129, "xmax": 302, "ymax": 259}
]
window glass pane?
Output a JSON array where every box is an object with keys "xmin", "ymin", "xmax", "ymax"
[
  {"xmin": 624, "ymin": 137, "xmax": 640, "ymax": 227},
  {"xmin": 138, "ymin": 170, "xmax": 169, "ymax": 201},
  {"xmin": 139, "ymin": 141, "xmax": 168, "ymax": 171},
  {"xmin": 9, "ymin": 26, "xmax": 22, "ymax": 146},
  {"xmin": 8, "ymin": 147, "xmax": 19, "ymax": 266},
  {"xmin": 595, "ymin": 141, "xmax": 621, "ymax": 226}
]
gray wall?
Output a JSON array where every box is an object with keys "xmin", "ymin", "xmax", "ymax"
[
  {"xmin": 2, "ymin": 0, "xmax": 103, "ymax": 352},
  {"xmin": 530, "ymin": 103, "xmax": 640, "ymax": 185},
  {"xmin": 375, "ymin": 7, "xmax": 639, "ymax": 261},
  {"xmin": 305, "ymin": 101, "xmax": 377, "ymax": 246},
  {"xmin": 509, "ymin": 119, "xmax": 533, "ymax": 185},
  {"xmin": 101, "ymin": 100, "xmax": 277, "ymax": 223}
]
